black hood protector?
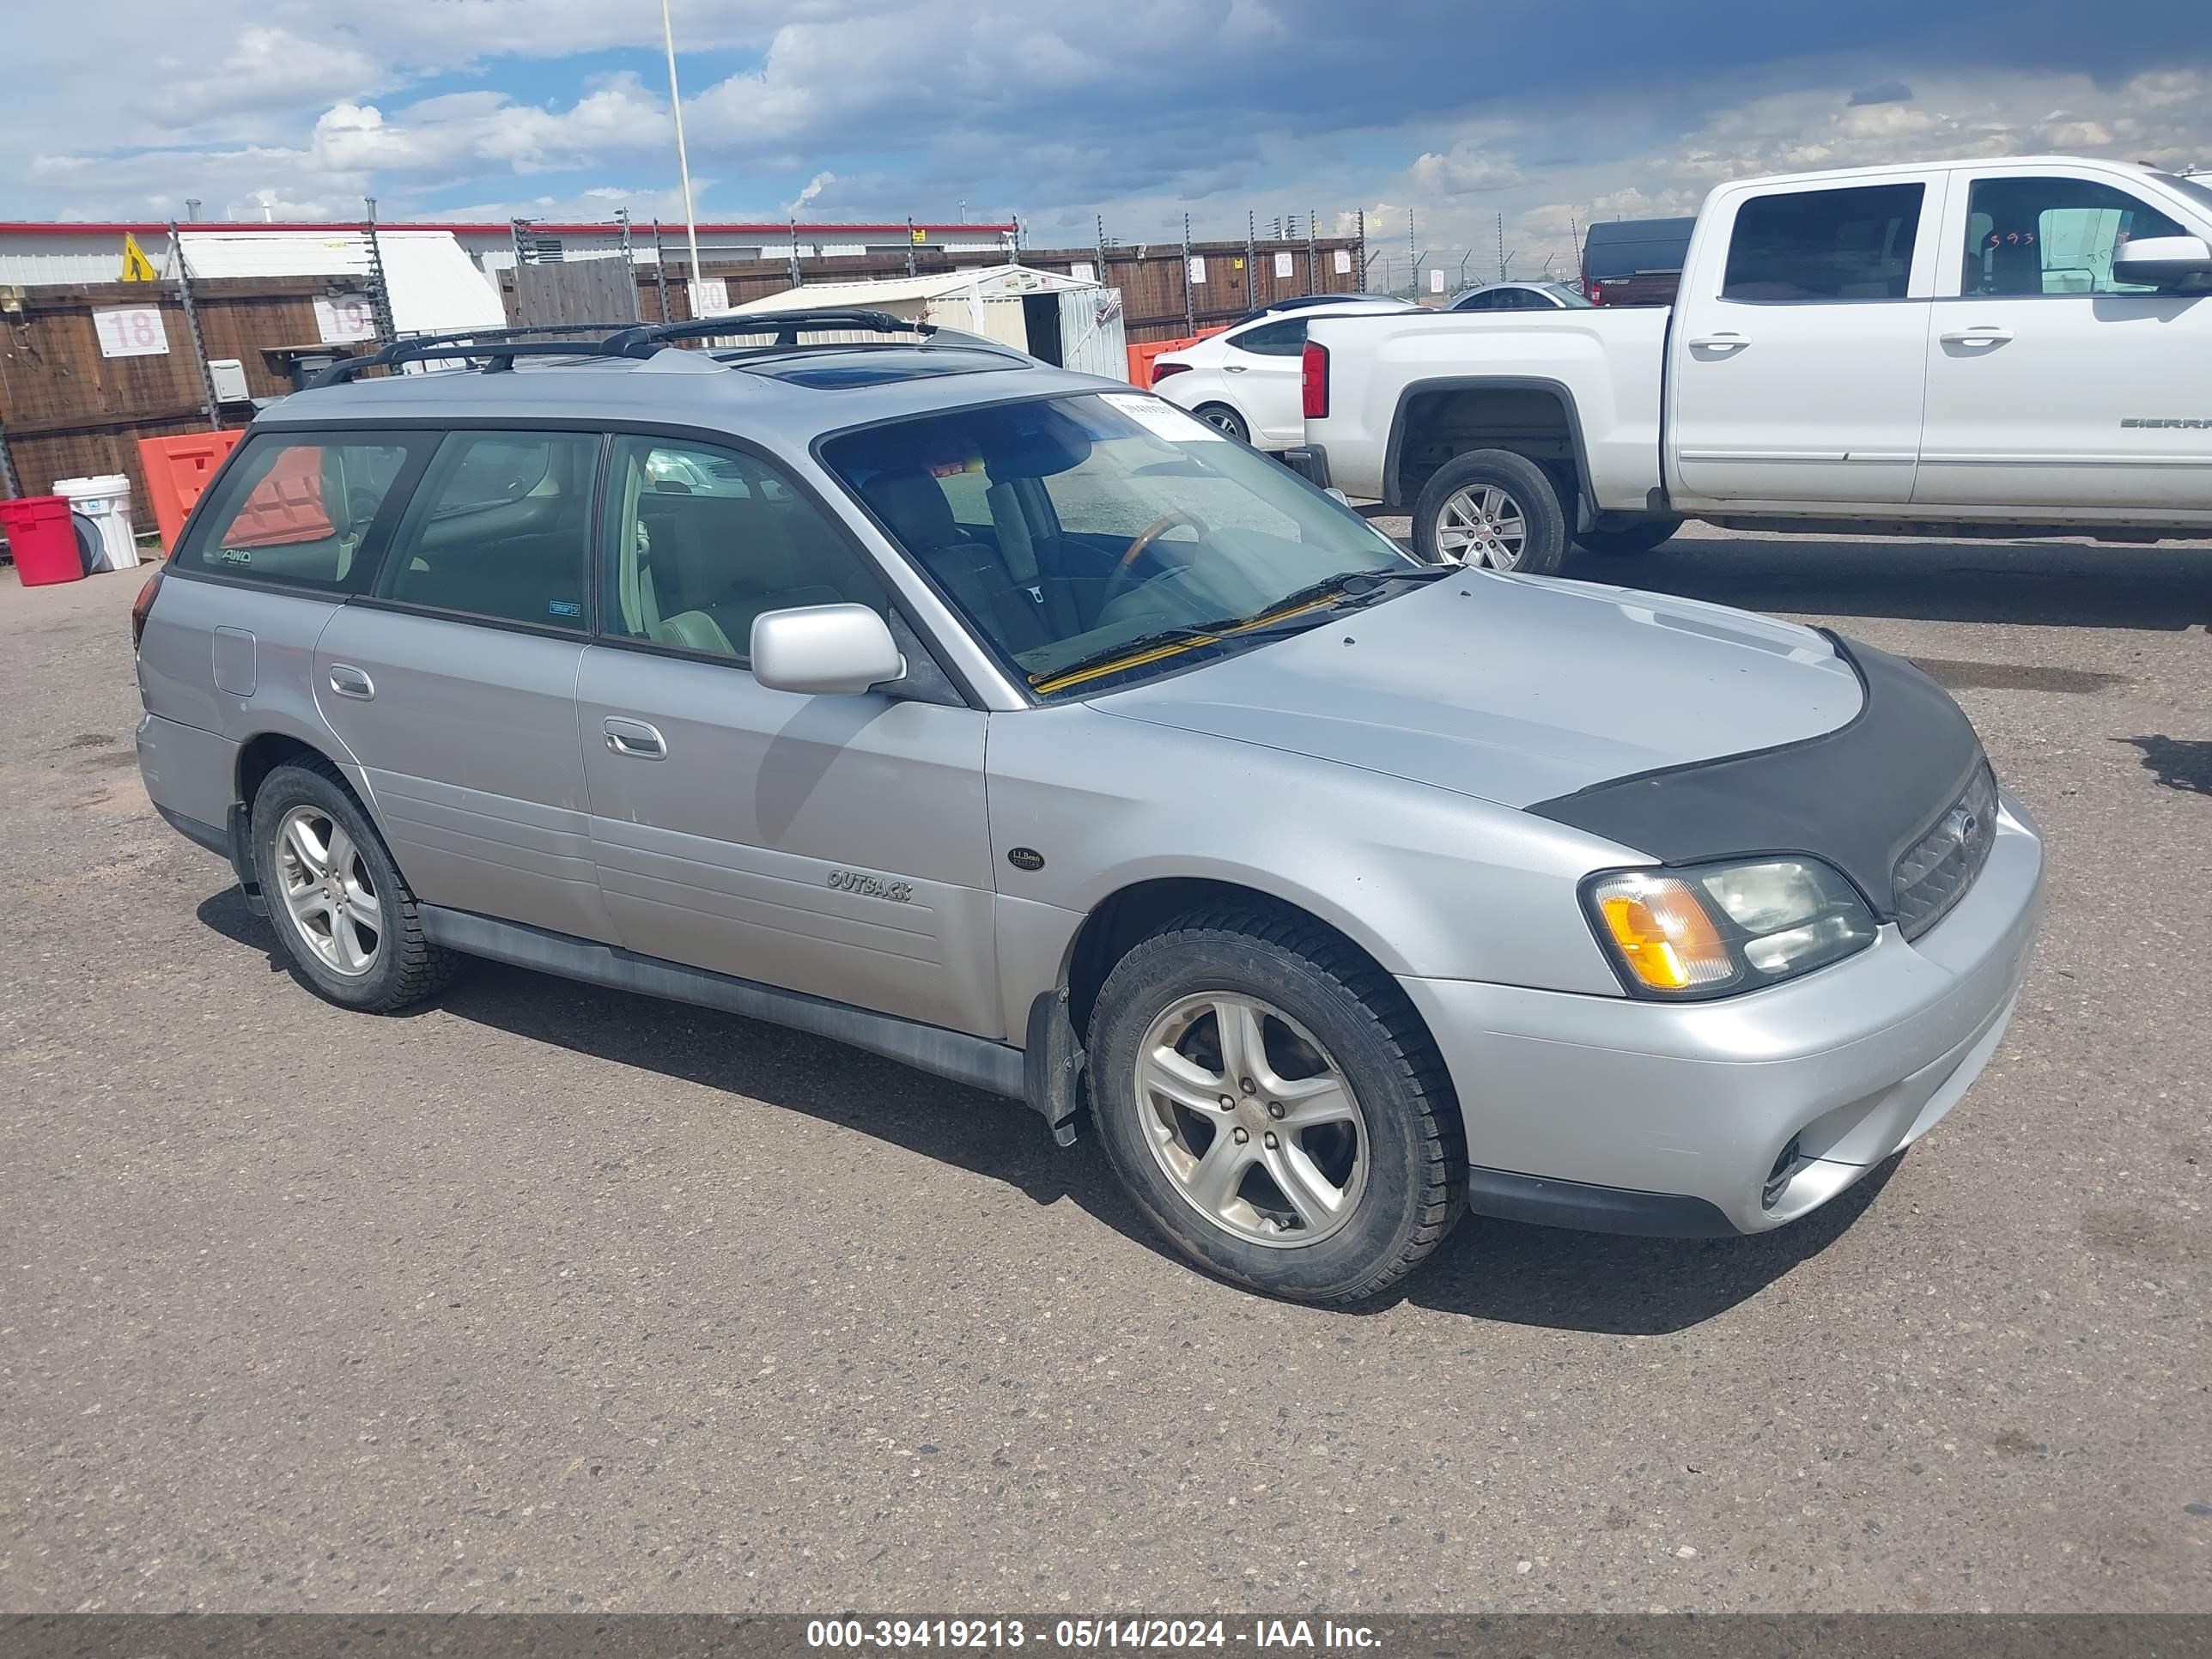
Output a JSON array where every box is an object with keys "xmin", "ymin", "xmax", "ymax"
[{"xmin": 1527, "ymin": 633, "xmax": 1985, "ymax": 921}]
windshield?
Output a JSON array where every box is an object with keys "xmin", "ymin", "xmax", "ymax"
[{"xmin": 821, "ymin": 392, "xmax": 1416, "ymax": 696}]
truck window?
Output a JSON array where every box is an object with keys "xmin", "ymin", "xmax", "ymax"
[
  {"xmin": 1721, "ymin": 183, "xmax": 1925, "ymax": 301},
  {"xmin": 1960, "ymin": 176, "xmax": 2188, "ymax": 296}
]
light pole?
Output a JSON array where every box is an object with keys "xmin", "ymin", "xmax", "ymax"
[{"xmin": 659, "ymin": 0, "xmax": 702, "ymax": 311}]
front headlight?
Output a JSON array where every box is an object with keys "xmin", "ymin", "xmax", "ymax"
[{"xmin": 1583, "ymin": 857, "xmax": 1877, "ymax": 999}]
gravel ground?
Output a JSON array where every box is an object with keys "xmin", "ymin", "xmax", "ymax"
[{"xmin": 1, "ymin": 529, "xmax": 2208, "ymax": 1614}]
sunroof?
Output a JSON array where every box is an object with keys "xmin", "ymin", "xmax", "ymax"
[{"xmin": 743, "ymin": 349, "xmax": 1019, "ymax": 388}]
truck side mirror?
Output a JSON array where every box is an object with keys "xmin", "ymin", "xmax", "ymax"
[{"xmin": 2112, "ymin": 234, "xmax": 2212, "ymax": 291}]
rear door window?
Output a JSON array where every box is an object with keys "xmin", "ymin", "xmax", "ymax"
[
  {"xmin": 177, "ymin": 432, "xmax": 425, "ymax": 592},
  {"xmin": 1227, "ymin": 318, "xmax": 1308, "ymax": 356},
  {"xmin": 1722, "ymin": 183, "xmax": 1926, "ymax": 301},
  {"xmin": 377, "ymin": 430, "xmax": 601, "ymax": 630}
]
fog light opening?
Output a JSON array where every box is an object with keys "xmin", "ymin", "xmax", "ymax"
[{"xmin": 1764, "ymin": 1135, "xmax": 1806, "ymax": 1209}]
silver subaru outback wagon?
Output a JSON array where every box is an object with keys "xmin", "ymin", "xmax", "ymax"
[{"xmin": 133, "ymin": 313, "xmax": 2044, "ymax": 1305}]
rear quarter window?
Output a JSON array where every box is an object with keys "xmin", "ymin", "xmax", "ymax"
[{"xmin": 177, "ymin": 432, "xmax": 426, "ymax": 592}]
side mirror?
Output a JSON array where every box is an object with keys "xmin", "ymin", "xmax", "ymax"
[
  {"xmin": 750, "ymin": 604, "xmax": 905, "ymax": 696},
  {"xmin": 2112, "ymin": 234, "xmax": 2212, "ymax": 291}
]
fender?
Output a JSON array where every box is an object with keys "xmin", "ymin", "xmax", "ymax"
[{"xmin": 1382, "ymin": 374, "xmax": 1596, "ymax": 525}]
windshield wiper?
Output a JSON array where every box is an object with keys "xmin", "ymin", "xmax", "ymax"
[{"xmin": 1029, "ymin": 568, "xmax": 1449, "ymax": 695}]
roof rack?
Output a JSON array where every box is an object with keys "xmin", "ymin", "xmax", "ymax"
[
  {"xmin": 602, "ymin": 309, "xmax": 931, "ymax": 357},
  {"xmin": 307, "ymin": 323, "xmax": 641, "ymax": 387}
]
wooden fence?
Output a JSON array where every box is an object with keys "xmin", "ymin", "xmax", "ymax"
[{"xmin": 1, "ymin": 237, "xmax": 1364, "ymax": 536}]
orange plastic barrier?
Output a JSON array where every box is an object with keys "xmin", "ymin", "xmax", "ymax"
[
  {"xmin": 137, "ymin": 430, "xmax": 244, "ymax": 556},
  {"xmin": 224, "ymin": 445, "xmax": 335, "ymax": 547},
  {"xmin": 1127, "ymin": 327, "xmax": 1227, "ymax": 388}
]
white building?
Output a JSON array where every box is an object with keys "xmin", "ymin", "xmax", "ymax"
[{"xmin": 0, "ymin": 218, "xmax": 1019, "ymax": 287}]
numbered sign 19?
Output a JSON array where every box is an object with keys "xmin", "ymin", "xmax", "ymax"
[
  {"xmin": 94, "ymin": 306, "xmax": 170, "ymax": 358},
  {"xmin": 313, "ymin": 295, "xmax": 379, "ymax": 344}
]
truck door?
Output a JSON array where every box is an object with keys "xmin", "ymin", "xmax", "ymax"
[
  {"xmin": 1914, "ymin": 166, "xmax": 2212, "ymax": 512},
  {"xmin": 1667, "ymin": 176, "xmax": 1940, "ymax": 507}
]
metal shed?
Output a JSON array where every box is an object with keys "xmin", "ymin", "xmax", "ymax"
[{"xmin": 719, "ymin": 264, "xmax": 1129, "ymax": 380}]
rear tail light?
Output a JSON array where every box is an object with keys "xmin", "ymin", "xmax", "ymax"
[
  {"xmin": 1150, "ymin": 361, "xmax": 1191, "ymax": 384},
  {"xmin": 1585, "ymin": 278, "xmax": 1606, "ymax": 305},
  {"xmin": 131, "ymin": 565, "xmax": 165, "ymax": 650},
  {"xmin": 1301, "ymin": 341, "xmax": 1329, "ymax": 420}
]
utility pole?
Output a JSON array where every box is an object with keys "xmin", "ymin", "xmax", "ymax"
[
  {"xmin": 659, "ymin": 0, "xmax": 702, "ymax": 307},
  {"xmin": 1181, "ymin": 211, "xmax": 1195, "ymax": 334},
  {"xmin": 169, "ymin": 217, "xmax": 221, "ymax": 428},
  {"xmin": 362, "ymin": 196, "xmax": 396, "ymax": 345}
]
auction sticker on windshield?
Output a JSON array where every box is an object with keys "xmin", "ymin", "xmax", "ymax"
[{"xmin": 1101, "ymin": 392, "xmax": 1224, "ymax": 440}]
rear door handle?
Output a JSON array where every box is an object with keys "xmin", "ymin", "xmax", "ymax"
[
  {"xmin": 603, "ymin": 716, "xmax": 666, "ymax": 759},
  {"xmin": 1686, "ymin": 333, "xmax": 1749, "ymax": 350},
  {"xmin": 326, "ymin": 664, "xmax": 374, "ymax": 700},
  {"xmin": 1940, "ymin": 326, "xmax": 2014, "ymax": 344}
]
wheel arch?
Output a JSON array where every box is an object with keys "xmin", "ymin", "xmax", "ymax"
[
  {"xmin": 1384, "ymin": 375, "xmax": 1593, "ymax": 520},
  {"xmin": 1060, "ymin": 874, "xmax": 1429, "ymax": 1051}
]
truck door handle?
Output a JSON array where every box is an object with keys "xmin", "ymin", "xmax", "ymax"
[
  {"xmin": 1940, "ymin": 326, "xmax": 2013, "ymax": 345},
  {"xmin": 1686, "ymin": 333, "xmax": 1749, "ymax": 351},
  {"xmin": 603, "ymin": 717, "xmax": 666, "ymax": 759},
  {"xmin": 326, "ymin": 665, "xmax": 375, "ymax": 700}
]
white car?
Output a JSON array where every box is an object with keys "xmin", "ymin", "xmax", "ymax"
[
  {"xmin": 1448, "ymin": 280, "xmax": 1593, "ymax": 312},
  {"xmin": 1150, "ymin": 299, "xmax": 1413, "ymax": 450}
]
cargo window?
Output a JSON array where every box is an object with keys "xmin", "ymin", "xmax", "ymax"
[
  {"xmin": 176, "ymin": 433, "xmax": 423, "ymax": 592},
  {"xmin": 1722, "ymin": 183, "xmax": 1925, "ymax": 301},
  {"xmin": 379, "ymin": 430, "xmax": 599, "ymax": 630}
]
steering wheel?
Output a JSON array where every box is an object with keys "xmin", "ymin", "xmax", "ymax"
[{"xmin": 1102, "ymin": 510, "xmax": 1209, "ymax": 609}]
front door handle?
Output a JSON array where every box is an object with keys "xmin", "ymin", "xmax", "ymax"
[
  {"xmin": 1686, "ymin": 332, "xmax": 1750, "ymax": 351},
  {"xmin": 603, "ymin": 717, "xmax": 666, "ymax": 760},
  {"xmin": 326, "ymin": 664, "xmax": 374, "ymax": 701},
  {"xmin": 1940, "ymin": 326, "xmax": 2014, "ymax": 345}
]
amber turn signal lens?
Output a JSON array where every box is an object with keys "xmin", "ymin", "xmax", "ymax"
[{"xmin": 1594, "ymin": 875, "xmax": 1735, "ymax": 992}]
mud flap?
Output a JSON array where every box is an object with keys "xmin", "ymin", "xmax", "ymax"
[{"xmin": 1024, "ymin": 987, "xmax": 1086, "ymax": 1146}]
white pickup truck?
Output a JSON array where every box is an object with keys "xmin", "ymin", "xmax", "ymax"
[{"xmin": 1295, "ymin": 155, "xmax": 2212, "ymax": 573}]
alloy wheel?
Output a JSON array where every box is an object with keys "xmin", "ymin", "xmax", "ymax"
[
  {"xmin": 273, "ymin": 805, "xmax": 382, "ymax": 977},
  {"xmin": 1132, "ymin": 993, "xmax": 1368, "ymax": 1248},
  {"xmin": 1436, "ymin": 484, "xmax": 1528, "ymax": 568}
]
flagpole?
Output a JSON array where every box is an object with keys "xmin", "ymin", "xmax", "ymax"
[{"xmin": 659, "ymin": 0, "xmax": 703, "ymax": 312}]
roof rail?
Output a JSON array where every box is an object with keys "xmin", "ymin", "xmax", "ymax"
[
  {"xmin": 601, "ymin": 309, "xmax": 932, "ymax": 357},
  {"xmin": 307, "ymin": 323, "xmax": 641, "ymax": 388}
]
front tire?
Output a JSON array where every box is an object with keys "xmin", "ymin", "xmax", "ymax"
[
  {"xmin": 1577, "ymin": 520, "xmax": 1680, "ymax": 557},
  {"xmin": 251, "ymin": 759, "xmax": 463, "ymax": 1013},
  {"xmin": 1194, "ymin": 403, "xmax": 1250, "ymax": 444},
  {"xmin": 1411, "ymin": 448, "xmax": 1569, "ymax": 575},
  {"xmin": 1088, "ymin": 908, "xmax": 1466, "ymax": 1304}
]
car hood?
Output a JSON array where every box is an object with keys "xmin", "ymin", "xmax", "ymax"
[{"xmin": 1091, "ymin": 571, "xmax": 1863, "ymax": 810}]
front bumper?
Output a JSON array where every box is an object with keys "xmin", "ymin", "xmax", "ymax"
[{"xmin": 1398, "ymin": 791, "xmax": 2044, "ymax": 1237}]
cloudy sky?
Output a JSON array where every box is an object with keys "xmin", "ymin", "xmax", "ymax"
[{"xmin": 10, "ymin": 0, "xmax": 2211, "ymax": 283}]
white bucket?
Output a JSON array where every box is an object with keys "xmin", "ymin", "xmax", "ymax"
[{"xmin": 53, "ymin": 474, "xmax": 138, "ymax": 571}]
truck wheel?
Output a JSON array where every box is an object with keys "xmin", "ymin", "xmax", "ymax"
[
  {"xmin": 1194, "ymin": 404, "xmax": 1250, "ymax": 443},
  {"xmin": 1578, "ymin": 520, "xmax": 1681, "ymax": 557},
  {"xmin": 1413, "ymin": 449, "xmax": 1568, "ymax": 575},
  {"xmin": 251, "ymin": 758, "xmax": 465, "ymax": 1013},
  {"xmin": 1088, "ymin": 908, "xmax": 1467, "ymax": 1305}
]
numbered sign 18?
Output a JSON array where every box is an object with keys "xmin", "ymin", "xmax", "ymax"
[{"xmin": 94, "ymin": 306, "xmax": 170, "ymax": 358}]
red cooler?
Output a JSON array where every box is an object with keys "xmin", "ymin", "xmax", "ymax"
[{"xmin": 0, "ymin": 495, "xmax": 86, "ymax": 586}]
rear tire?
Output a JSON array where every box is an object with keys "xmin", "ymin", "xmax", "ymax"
[
  {"xmin": 1412, "ymin": 448, "xmax": 1568, "ymax": 575},
  {"xmin": 1088, "ymin": 908, "xmax": 1466, "ymax": 1304},
  {"xmin": 251, "ymin": 759, "xmax": 464, "ymax": 1013},
  {"xmin": 1577, "ymin": 520, "xmax": 1680, "ymax": 557},
  {"xmin": 1194, "ymin": 404, "xmax": 1250, "ymax": 444}
]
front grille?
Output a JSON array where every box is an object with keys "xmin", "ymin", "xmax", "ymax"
[{"xmin": 1893, "ymin": 762, "xmax": 1998, "ymax": 940}]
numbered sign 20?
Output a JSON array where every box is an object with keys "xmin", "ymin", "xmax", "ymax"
[{"xmin": 94, "ymin": 306, "xmax": 170, "ymax": 358}]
